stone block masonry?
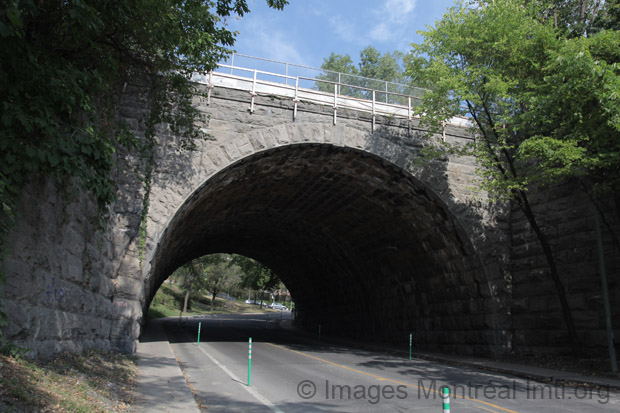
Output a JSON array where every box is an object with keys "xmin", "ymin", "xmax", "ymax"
[{"xmin": 2, "ymin": 82, "xmax": 618, "ymax": 359}]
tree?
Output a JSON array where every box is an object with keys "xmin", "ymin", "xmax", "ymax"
[
  {"xmin": 316, "ymin": 46, "xmax": 409, "ymax": 101},
  {"xmin": 591, "ymin": 0, "xmax": 620, "ymax": 32},
  {"xmin": 0, "ymin": 0, "xmax": 288, "ymax": 217},
  {"xmin": 358, "ymin": 47, "xmax": 405, "ymax": 100},
  {"xmin": 232, "ymin": 255, "xmax": 280, "ymax": 308},
  {"xmin": 0, "ymin": 0, "xmax": 288, "ymax": 341},
  {"xmin": 315, "ymin": 52, "xmax": 362, "ymax": 97},
  {"xmin": 175, "ymin": 253, "xmax": 240, "ymax": 313},
  {"xmin": 202, "ymin": 254, "xmax": 239, "ymax": 312},
  {"xmin": 407, "ymin": 0, "xmax": 620, "ymax": 354}
]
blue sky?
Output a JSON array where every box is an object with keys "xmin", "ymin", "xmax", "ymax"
[{"xmin": 225, "ymin": 0, "xmax": 456, "ymax": 69}]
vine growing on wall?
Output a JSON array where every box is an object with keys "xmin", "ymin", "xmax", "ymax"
[{"xmin": 0, "ymin": 0, "xmax": 289, "ymax": 345}]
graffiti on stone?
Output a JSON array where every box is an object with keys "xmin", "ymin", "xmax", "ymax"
[{"xmin": 46, "ymin": 277, "xmax": 65, "ymax": 304}]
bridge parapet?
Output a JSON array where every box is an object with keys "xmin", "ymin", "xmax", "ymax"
[{"xmin": 193, "ymin": 53, "xmax": 470, "ymax": 133}]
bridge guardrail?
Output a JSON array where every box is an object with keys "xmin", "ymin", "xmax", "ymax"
[{"xmin": 192, "ymin": 53, "xmax": 470, "ymax": 135}]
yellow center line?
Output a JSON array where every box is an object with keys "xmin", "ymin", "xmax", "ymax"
[{"xmin": 266, "ymin": 342, "xmax": 518, "ymax": 413}]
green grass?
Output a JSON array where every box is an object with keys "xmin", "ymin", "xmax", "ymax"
[{"xmin": 147, "ymin": 283, "xmax": 284, "ymax": 319}]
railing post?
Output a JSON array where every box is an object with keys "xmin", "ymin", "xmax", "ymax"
[
  {"xmin": 293, "ymin": 77, "xmax": 299, "ymax": 120},
  {"xmin": 207, "ymin": 70, "xmax": 213, "ymax": 105},
  {"xmin": 408, "ymin": 96, "xmax": 412, "ymax": 135},
  {"xmin": 230, "ymin": 53, "xmax": 235, "ymax": 75},
  {"xmin": 333, "ymin": 83, "xmax": 338, "ymax": 125},
  {"xmin": 442, "ymin": 120, "xmax": 446, "ymax": 142},
  {"xmin": 285, "ymin": 62, "xmax": 289, "ymax": 86},
  {"xmin": 250, "ymin": 69, "xmax": 257, "ymax": 113},
  {"xmin": 338, "ymin": 73, "xmax": 341, "ymax": 96},
  {"xmin": 372, "ymin": 90, "xmax": 376, "ymax": 132}
]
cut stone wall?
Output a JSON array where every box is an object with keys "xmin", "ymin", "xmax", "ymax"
[
  {"xmin": 509, "ymin": 182, "xmax": 620, "ymax": 355},
  {"xmin": 2, "ymin": 83, "xmax": 617, "ymax": 359},
  {"xmin": 2, "ymin": 176, "xmax": 142, "ymax": 357}
]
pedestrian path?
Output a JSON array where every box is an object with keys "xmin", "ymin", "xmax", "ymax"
[{"xmin": 133, "ymin": 319, "xmax": 200, "ymax": 412}]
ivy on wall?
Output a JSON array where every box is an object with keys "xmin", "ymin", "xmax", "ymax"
[{"xmin": 0, "ymin": 0, "xmax": 288, "ymax": 345}]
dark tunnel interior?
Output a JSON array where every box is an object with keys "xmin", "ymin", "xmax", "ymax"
[{"xmin": 146, "ymin": 144, "xmax": 496, "ymax": 354}]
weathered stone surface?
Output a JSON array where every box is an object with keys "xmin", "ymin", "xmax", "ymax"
[{"xmin": 3, "ymin": 83, "xmax": 618, "ymax": 359}]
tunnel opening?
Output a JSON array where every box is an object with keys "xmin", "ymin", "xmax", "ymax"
[
  {"xmin": 147, "ymin": 253, "xmax": 292, "ymax": 320},
  {"xmin": 145, "ymin": 144, "xmax": 499, "ymax": 356}
]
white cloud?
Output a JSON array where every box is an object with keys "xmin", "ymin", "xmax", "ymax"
[
  {"xmin": 232, "ymin": 15, "xmax": 308, "ymax": 65},
  {"xmin": 369, "ymin": 22, "xmax": 391, "ymax": 43},
  {"xmin": 257, "ymin": 31, "xmax": 307, "ymax": 64},
  {"xmin": 385, "ymin": 0, "xmax": 417, "ymax": 22},
  {"xmin": 328, "ymin": 15, "xmax": 361, "ymax": 45},
  {"xmin": 369, "ymin": 0, "xmax": 418, "ymax": 43}
]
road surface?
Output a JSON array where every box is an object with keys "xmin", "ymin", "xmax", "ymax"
[{"xmin": 160, "ymin": 313, "xmax": 618, "ymax": 412}]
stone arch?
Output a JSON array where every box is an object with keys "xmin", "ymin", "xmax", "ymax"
[{"xmin": 142, "ymin": 112, "xmax": 507, "ymax": 354}]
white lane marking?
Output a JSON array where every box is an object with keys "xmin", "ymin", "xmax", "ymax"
[{"xmin": 195, "ymin": 343, "xmax": 285, "ymax": 413}]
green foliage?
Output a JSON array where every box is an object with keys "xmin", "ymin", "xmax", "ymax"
[
  {"xmin": 315, "ymin": 52, "xmax": 363, "ymax": 97},
  {"xmin": 408, "ymin": 0, "xmax": 620, "ymax": 200},
  {"xmin": 0, "ymin": 0, "xmax": 288, "ymax": 343},
  {"xmin": 232, "ymin": 255, "xmax": 280, "ymax": 293},
  {"xmin": 148, "ymin": 283, "xmax": 185, "ymax": 317},
  {"xmin": 408, "ymin": 0, "xmax": 620, "ymax": 354},
  {"xmin": 316, "ymin": 46, "xmax": 415, "ymax": 103},
  {"xmin": 199, "ymin": 253, "xmax": 240, "ymax": 299},
  {"xmin": 172, "ymin": 253, "xmax": 241, "ymax": 311}
]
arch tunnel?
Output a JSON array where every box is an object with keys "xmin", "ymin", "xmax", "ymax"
[{"xmin": 145, "ymin": 143, "xmax": 499, "ymax": 355}]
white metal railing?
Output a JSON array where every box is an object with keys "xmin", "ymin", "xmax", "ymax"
[
  {"xmin": 192, "ymin": 53, "xmax": 470, "ymax": 133},
  {"xmin": 226, "ymin": 53, "xmax": 425, "ymax": 101}
]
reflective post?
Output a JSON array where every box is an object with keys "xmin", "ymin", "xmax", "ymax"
[
  {"xmin": 196, "ymin": 322, "xmax": 201, "ymax": 346},
  {"xmin": 441, "ymin": 386, "xmax": 450, "ymax": 413},
  {"xmin": 248, "ymin": 337, "xmax": 252, "ymax": 386},
  {"xmin": 409, "ymin": 333, "xmax": 412, "ymax": 360}
]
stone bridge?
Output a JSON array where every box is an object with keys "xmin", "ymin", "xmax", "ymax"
[{"xmin": 3, "ymin": 58, "xmax": 618, "ymax": 358}]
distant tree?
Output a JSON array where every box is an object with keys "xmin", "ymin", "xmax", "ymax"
[
  {"xmin": 232, "ymin": 255, "xmax": 280, "ymax": 308},
  {"xmin": 316, "ymin": 46, "xmax": 408, "ymax": 101},
  {"xmin": 202, "ymin": 254, "xmax": 239, "ymax": 312},
  {"xmin": 315, "ymin": 52, "xmax": 362, "ymax": 97},
  {"xmin": 174, "ymin": 253, "xmax": 239, "ymax": 313},
  {"xmin": 175, "ymin": 261, "xmax": 205, "ymax": 314},
  {"xmin": 358, "ymin": 47, "xmax": 405, "ymax": 100}
]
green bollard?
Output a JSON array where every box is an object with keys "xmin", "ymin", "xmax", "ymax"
[
  {"xmin": 196, "ymin": 322, "xmax": 201, "ymax": 346},
  {"xmin": 441, "ymin": 386, "xmax": 450, "ymax": 413},
  {"xmin": 409, "ymin": 333, "xmax": 412, "ymax": 360},
  {"xmin": 248, "ymin": 337, "xmax": 252, "ymax": 386}
]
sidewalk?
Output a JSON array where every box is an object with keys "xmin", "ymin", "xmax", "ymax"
[
  {"xmin": 133, "ymin": 319, "xmax": 200, "ymax": 412},
  {"xmin": 278, "ymin": 319, "xmax": 620, "ymax": 391}
]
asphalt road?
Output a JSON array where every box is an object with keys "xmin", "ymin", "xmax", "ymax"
[{"xmin": 162, "ymin": 313, "xmax": 619, "ymax": 412}]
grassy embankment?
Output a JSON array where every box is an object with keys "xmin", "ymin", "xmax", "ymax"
[
  {"xmin": 147, "ymin": 282, "xmax": 277, "ymax": 319},
  {"xmin": 0, "ymin": 349, "xmax": 136, "ymax": 412},
  {"xmin": 0, "ymin": 283, "xmax": 278, "ymax": 411}
]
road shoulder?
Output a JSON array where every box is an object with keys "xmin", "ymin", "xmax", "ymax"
[{"xmin": 134, "ymin": 319, "xmax": 201, "ymax": 412}]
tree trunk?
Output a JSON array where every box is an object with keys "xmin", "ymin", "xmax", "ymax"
[
  {"xmin": 211, "ymin": 290, "xmax": 216, "ymax": 312},
  {"xmin": 516, "ymin": 190, "xmax": 582, "ymax": 355},
  {"xmin": 183, "ymin": 289, "xmax": 191, "ymax": 314}
]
